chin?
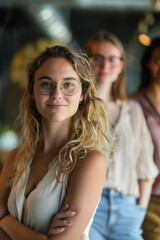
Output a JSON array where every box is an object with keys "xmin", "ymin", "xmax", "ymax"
[
  {"xmin": 50, "ymin": 117, "xmax": 65, "ymax": 122},
  {"xmin": 50, "ymin": 115, "xmax": 72, "ymax": 124},
  {"xmin": 97, "ymin": 77, "xmax": 113, "ymax": 84}
]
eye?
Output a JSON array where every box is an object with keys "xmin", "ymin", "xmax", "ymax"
[
  {"xmin": 63, "ymin": 80, "xmax": 76, "ymax": 89},
  {"xmin": 109, "ymin": 57, "xmax": 121, "ymax": 65},
  {"xmin": 93, "ymin": 55, "xmax": 103, "ymax": 62},
  {"xmin": 40, "ymin": 80, "xmax": 53, "ymax": 88},
  {"xmin": 110, "ymin": 57, "xmax": 118, "ymax": 63}
]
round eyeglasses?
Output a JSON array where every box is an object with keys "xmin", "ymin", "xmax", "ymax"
[
  {"xmin": 34, "ymin": 78, "xmax": 81, "ymax": 96},
  {"xmin": 90, "ymin": 54, "xmax": 123, "ymax": 67}
]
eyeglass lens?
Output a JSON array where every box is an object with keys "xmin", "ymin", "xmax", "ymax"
[
  {"xmin": 35, "ymin": 79, "xmax": 80, "ymax": 96},
  {"xmin": 90, "ymin": 54, "xmax": 122, "ymax": 66}
]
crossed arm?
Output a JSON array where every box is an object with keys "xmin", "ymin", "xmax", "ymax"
[{"xmin": 0, "ymin": 150, "xmax": 107, "ymax": 240}]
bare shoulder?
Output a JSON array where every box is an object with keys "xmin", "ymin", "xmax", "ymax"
[
  {"xmin": 66, "ymin": 150, "xmax": 107, "ymax": 207},
  {"xmin": 68, "ymin": 150, "xmax": 107, "ymax": 192},
  {"xmin": 74, "ymin": 150, "xmax": 107, "ymax": 174},
  {"xmin": 0, "ymin": 148, "xmax": 19, "ymax": 218},
  {"xmin": 128, "ymin": 99, "xmax": 143, "ymax": 113},
  {"xmin": 1, "ymin": 148, "xmax": 19, "ymax": 175},
  {"xmin": 6, "ymin": 148, "xmax": 18, "ymax": 161},
  {"xmin": 85, "ymin": 150, "xmax": 106, "ymax": 166}
]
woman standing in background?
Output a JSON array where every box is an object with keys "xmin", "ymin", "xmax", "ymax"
[
  {"xmin": 131, "ymin": 37, "xmax": 160, "ymax": 240},
  {"xmin": 85, "ymin": 30, "xmax": 158, "ymax": 240}
]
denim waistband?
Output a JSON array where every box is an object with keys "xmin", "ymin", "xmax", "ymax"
[{"xmin": 102, "ymin": 188, "xmax": 137, "ymax": 205}]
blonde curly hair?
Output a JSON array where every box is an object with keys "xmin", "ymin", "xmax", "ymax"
[{"xmin": 10, "ymin": 45, "xmax": 114, "ymax": 185}]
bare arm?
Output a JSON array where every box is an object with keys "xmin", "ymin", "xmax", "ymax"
[
  {"xmin": 0, "ymin": 215, "xmax": 48, "ymax": 240},
  {"xmin": 138, "ymin": 179, "xmax": 152, "ymax": 208},
  {"xmin": 0, "ymin": 150, "xmax": 13, "ymax": 219},
  {"xmin": 48, "ymin": 150, "xmax": 106, "ymax": 240},
  {"xmin": 46, "ymin": 204, "xmax": 76, "ymax": 236},
  {"xmin": 0, "ymin": 150, "xmax": 106, "ymax": 240},
  {"xmin": 0, "ymin": 149, "xmax": 48, "ymax": 240},
  {"xmin": 0, "ymin": 228, "xmax": 11, "ymax": 240},
  {"xmin": 0, "ymin": 150, "xmax": 14, "ymax": 240}
]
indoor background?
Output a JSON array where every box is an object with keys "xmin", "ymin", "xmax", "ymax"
[{"xmin": 0, "ymin": 0, "xmax": 160, "ymax": 166}]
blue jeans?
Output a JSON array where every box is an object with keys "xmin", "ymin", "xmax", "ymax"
[{"xmin": 89, "ymin": 188, "xmax": 146, "ymax": 240}]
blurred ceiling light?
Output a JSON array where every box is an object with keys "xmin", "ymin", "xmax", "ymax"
[
  {"xmin": 48, "ymin": 22, "xmax": 72, "ymax": 43},
  {"xmin": 138, "ymin": 34, "xmax": 151, "ymax": 46},
  {"xmin": 28, "ymin": 4, "xmax": 72, "ymax": 44},
  {"xmin": 50, "ymin": 22, "xmax": 67, "ymax": 35},
  {"xmin": 73, "ymin": 0, "xmax": 152, "ymax": 9},
  {"xmin": 39, "ymin": 7, "xmax": 53, "ymax": 21}
]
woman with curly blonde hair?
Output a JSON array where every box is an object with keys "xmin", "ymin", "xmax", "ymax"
[{"xmin": 0, "ymin": 45, "xmax": 113, "ymax": 240}]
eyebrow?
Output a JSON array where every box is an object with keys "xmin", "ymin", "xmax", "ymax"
[
  {"xmin": 38, "ymin": 76, "xmax": 78, "ymax": 81},
  {"xmin": 92, "ymin": 54, "xmax": 122, "ymax": 58},
  {"xmin": 38, "ymin": 76, "xmax": 52, "ymax": 81}
]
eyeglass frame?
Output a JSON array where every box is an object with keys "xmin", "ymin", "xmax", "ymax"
[
  {"xmin": 89, "ymin": 54, "xmax": 123, "ymax": 67},
  {"xmin": 34, "ymin": 77, "xmax": 82, "ymax": 96}
]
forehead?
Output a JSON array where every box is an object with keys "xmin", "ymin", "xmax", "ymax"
[
  {"xmin": 91, "ymin": 41, "xmax": 121, "ymax": 56},
  {"xmin": 35, "ymin": 57, "xmax": 80, "ymax": 81}
]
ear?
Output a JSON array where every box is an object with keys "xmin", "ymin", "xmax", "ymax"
[
  {"xmin": 80, "ymin": 93, "xmax": 84, "ymax": 102},
  {"xmin": 119, "ymin": 60, "xmax": 125, "ymax": 73}
]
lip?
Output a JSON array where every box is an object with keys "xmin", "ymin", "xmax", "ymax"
[
  {"xmin": 99, "ymin": 72, "xmax": 110, "ymax": 77},
  {"xmin": 47, "ymin": 104, "xmax": 66, "ymax": 109}
]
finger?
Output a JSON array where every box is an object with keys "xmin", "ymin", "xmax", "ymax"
[
  {"xmin": 47, "ymin": 227, "xmax": 65, "ymax": 236},
  {"xmin": 54, "ymin": 210, "xmax": 76, "ymax": 220},
  {"xmin": 61, "ymin": 203, "xmax": 69, "ymax": 211},
  {"xmin": 64, "ymin": 211, "xmax": 76, "ymax": 217},
  {"xmin": 50, "ymin": 219, "xmax": 73, "ymax": 229}
]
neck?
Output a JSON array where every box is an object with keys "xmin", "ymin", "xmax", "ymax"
[
  {"xmin": 146, "ymin": 82, "xmax": 160, "ymax": 113},
  {"xmin": 96, "ymin": 82, "xmax": 114, "ymax": 103},
  {"xmin": 146, "ymin": 82, "xmax": 160, "ymax": 99},
  {"xmin": 41, "ymin": 119, "xmax": 71, "ymax": 153}
]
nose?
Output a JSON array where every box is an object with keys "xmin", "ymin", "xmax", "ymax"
[
  {"xmin": 50, "ymin": 84, "xmax": 62, "ymax": 100},
  {"xmin": 102, "ymin": 59, "xmax": 111, "ymax": 69}
]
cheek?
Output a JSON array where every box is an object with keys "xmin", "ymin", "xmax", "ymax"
[
  {"xmin": 148, "ymin": 63, "xmax": 158, "ymax": 72},
  {"xmin": 148, "ymin": 67, "xmax": 158, "ymax": 77},
  {"xmin": 112, "ymin": 66, "xmax": 123, "ymax": 77},
  {"xmin": 33, "ymin": 93, "xmax": 45, "ymax": 113},
  {"xmin": 92, "ymin": 66, "xmax": 101, "ymax": 77},
  {"xmin": 70, "ymin": 95, "xmax": 82, "ymax": 113}
]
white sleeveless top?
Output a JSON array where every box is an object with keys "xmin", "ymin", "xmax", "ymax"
[{"xmin": 8, "ymin": 160, "xmax": 93, "ymax": 239}]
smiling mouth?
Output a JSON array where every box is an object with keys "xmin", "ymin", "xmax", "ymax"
[
  {"xmin": 99, "ymin": 72, "xmax": 110, "ymax": 76},
  {"xmin": 47, "ymin": 104, "xmax": 66, "ymax": 109}
]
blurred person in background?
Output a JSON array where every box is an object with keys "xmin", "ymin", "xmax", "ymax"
[
  {"xmin": 85, "ymin": 30, "xmax": 158, "ymax": 240},
  {"xmin": 131, "ymin": 37, "xmax": 160, "ymax": 240},
  {"xmin": 0, "ymin": 45, "xmax": 113, "ymax": 240}
]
